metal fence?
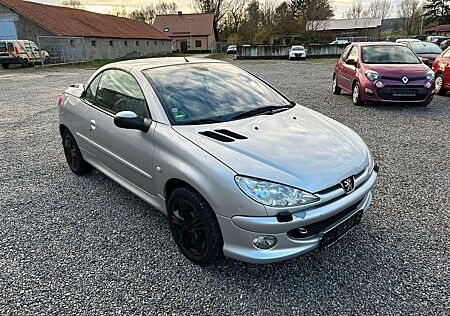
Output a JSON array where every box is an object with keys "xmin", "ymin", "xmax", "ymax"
[
  {"xmin": 36, "ymin": 36, "xmax": 87, "ymax": 65},
  {"xmin": 211, "ymin": 42, "xmax": 232, "ymax": 54}
]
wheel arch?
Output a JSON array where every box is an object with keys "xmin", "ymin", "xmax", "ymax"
[
  {"xmin": 59, "ymin": 124, "xmax": 69, "ymax": 136},
  {"xmin": 164, "ymin": 178, "xmax": 202, "ymax": 204}
]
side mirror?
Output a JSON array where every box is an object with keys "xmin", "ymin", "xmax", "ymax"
[
  {"xmin": 114, "ymin": 111, "xmax": 151, "ymax": 132},
  {"xmin": 345, "ymin": 58, "xmax": 357, "ymax": 66}
]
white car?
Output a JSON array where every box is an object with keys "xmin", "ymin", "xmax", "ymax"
[
  {"xmin": 226, "ymin": 45, "xmax": 236, "ymax": 54},
  {"xmin": 289, "ymin": 46, "xmax": 307, "ymax": 60},
  {"xmin": 330, "ymin": 39, "xmax": 350, "ymax": 45},
  {"xmin": 395, "ymin": 38, "xmax": 420, "ymax": 43}
]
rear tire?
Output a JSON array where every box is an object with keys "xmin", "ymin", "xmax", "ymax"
[
  {"xmin": 44, "ymin": 56, "xmax": 50, "ymax": 65},
  {"xmin": 1, "ymin": 63, "xmax": 9, "ymax": 69},
  {"xmin": 435, "ymin": 74, "xmax": 448, "ymax": 96},
  {"xmin": 352, "ymin": 82, "xmax": 364, "ymax": 106},
  {"xmin": 167, "ymin": 186, "xmax": 224, "ymax": 266},
  {"xmin": 62, "ymin": 129, "xmax": 93, "ymax": 175},
  {"xmin": 21, "ymin": 58, "xmax": 29, "ymax": 68},
  {"xmin": 332, "ymin": 74, "xmax": 342, "ymax": 95}
]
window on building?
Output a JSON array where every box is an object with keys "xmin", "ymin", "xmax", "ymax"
[
  {"xmin": 146, "ymin": 41, "xmax": 149, "ymax": 46},
  {"xmin": 195, "ymin": 40, "xmax": 202, "ymax": 48},
  {"xmin": 124, "ymin": 40, "xmax": 128, "ymax": 46},
  {"xmin": 154, "ymin": 41, "xmax": 157, "ymax": 46},
  {"xmin": 164, "ymin": 27, "xmax": 169, "ymax": 32},
  {"xmin": 109, "ymin": 40, "xmax": 114, "ymax": 47},
  {"xmin": 136, "ymin": 40, "xmax": 139, "ymax": 46},
  {"xmin": 69, "ymin": 39, "xmax": 75, "ymax": 47},
  {"xmin": 91, "ymin": 40, "xmax": 96, "ymax": 47}
]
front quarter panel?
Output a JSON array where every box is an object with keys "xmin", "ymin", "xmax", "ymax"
[{"xmin": 153, "ymin": 124, "xmax": 268, "ymax": 218}]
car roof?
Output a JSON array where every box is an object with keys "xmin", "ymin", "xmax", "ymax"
[
  {"xmin": 354, "ymin": 42, "xmax": 407, "ymax": 47},
  {"xmin": 104, "ymin": 57, "xmax": 226, "ymax": 72}
]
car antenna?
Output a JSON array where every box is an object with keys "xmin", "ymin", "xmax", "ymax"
[{"xmin": 184, "ymin": 56, "xmax": 190, "ymax": 62}]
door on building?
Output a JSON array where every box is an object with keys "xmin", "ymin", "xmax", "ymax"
[
  {"xmin": 0, "ymin": 18, "xmax": 17, "ymax": 40},
  {"xmin": 180, "ymin": 40, "xmax": 188, "ymax": 52}
]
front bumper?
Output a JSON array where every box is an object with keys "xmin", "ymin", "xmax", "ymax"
[
  {"xmin": 361, "ymin": 79, "xmax": 434, "ymax": 104},
  {"xmin": 0, "ymin": 57, "xmax": 23, "ymax": 64},
  {"xmin": 217, "ymin": 170, "xmax": 378, "ymax": 264}
]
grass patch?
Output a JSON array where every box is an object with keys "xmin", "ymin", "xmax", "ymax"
[{"xmin": 205, "ymin": 53, "xmax": 234, "ymax": 61}]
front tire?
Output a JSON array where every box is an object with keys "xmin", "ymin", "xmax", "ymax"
[
  {"xmin": 21, "ymin": 58, "xmax": 29, "ymax": 68},
  {"xmin": 332, "ymin": 74, "xmax": 342, "ymax": 95},
  {"xmin": 352, "ymin": 82, "xmax": 364, "ymax": 106},
  {"xmin": 435, "ymin": 74, "xmax": 448, "ymax": 96},
  {"xmin": 1, "ymin": 63, "xmax": 9, "ymax": 69},
  {"xmin": 167, "ymin": 186, "xmax": 224, "ymax": 266},
  {"xmin": 62, "ymin": 129, "xmax": 93, "ymax": 175}
]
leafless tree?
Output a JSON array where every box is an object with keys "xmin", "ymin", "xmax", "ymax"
[
  {"xmin": 109, "ymin": 5, "xmax": 128, "ymax": 17},
  {"xmin": 398, "ymin": 0, "xmax": 424, "ymax": 34},
  {"xmin": 345, "ymin": 0, "xmax": 364, "ymax": 18},
  {"xmin": 60, "ymin": 0, "xmax": 84, "ymax": 9},
  {"xmin": 225, "ymin": 0, "xmax": 247, "ymax": 33},
  {"xmin": 364, "ymin": 0, "xmax": 393, "ymax": 19},
  {"xmin": 155, "ymin": 1, "xmax": 178, "ymax": 15},
  {"xmin": 191, "ymin": 0, "xmax": 232, "ymax": 37},
  {"xmin": 129, "ymin": 5, "xmax": 156, "ymax": 24}
]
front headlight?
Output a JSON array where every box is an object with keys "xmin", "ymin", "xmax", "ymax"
[
  {"xmin": 367, "ymin": 149, "xmax": 375, "ymax": 174},
  {"xmin": 365, "ymin": 70, "xmax": 381, "ymax": 81},
  {"xmin": 426, "ymin": 70, "xmax": 435, "ymax": 81},
  {"xmin": 235, "ymin": 176, "xmax": 319, "ymax": 207}
]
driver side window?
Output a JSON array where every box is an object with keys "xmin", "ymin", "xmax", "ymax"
[
  {"xmin": 444, "ymin": 48, "xmax": 450, "ymax": 58},
  {"xmin": 347, "ymin": 46, "xmax": 359, "ymax": 62},
  {"xmin": 90, "ymin": 69, "xmax": 149, "ymax": 118},
  {"xmin": 341, "ymin": 45, "xmax": 352, "ymax": 60}
]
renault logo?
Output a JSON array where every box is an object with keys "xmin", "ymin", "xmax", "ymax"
[
  {"xmin": 340, "ymin": 176, "xmax": 355, "ymax": 194},
  {"xmin": 401, "ymin": 76, "xmax": 409, "ymax": 84}
]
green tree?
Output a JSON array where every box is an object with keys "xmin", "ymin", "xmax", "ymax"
[{"xmin": 423, "ymin": 0, "xmax": 450, "ymax": 26}]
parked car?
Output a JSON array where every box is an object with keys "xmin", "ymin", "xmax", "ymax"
[
  {"xmin": 58, "ymin": 57, "xmax": 379, "ymax": 265},
  {"xmin": 226, "ymin": 45, "xmax": 236, "ymax": 54},
  {"xmin": 440, "ymin": 39, "xmax": 450, "ymax": 50},
  {"xmin": 432, "ymin": 47, "xmax": 450, "ymax": 95},
  {"xmin": 426, "ymin": 36, "xmax": 449, "ymax": 46},
  {"xmin": 414, "ymin": 35, "xmax": 428, "ymax": 41},
  {"xmin": 0, "ymin": 40, "xmax": 49, "ymax": 69},
  {"xmin": 333, "ymin": 42, "xmax": 435, "ymax": 106},
  {"xmin": 330, "ymin": 39, "xmax": 350, "ymax": 45},
  {"xmin": 400, "ymin": 41, "xmax": 442, "ymax": 67},
  {"xmin": 289, "ymin": 45, "xmax": 307, "ymax": 60},
  {"xmin": 395, "ymin": 38, "xmax": 421, "ymax": 43}
]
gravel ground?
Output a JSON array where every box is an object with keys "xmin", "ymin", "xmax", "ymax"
[{"xmin": 0, "ymin": 60, "xmax": 449, "ymax": 315}]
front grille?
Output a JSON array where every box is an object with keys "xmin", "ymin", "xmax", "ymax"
[
  {"xmin": 377, "ymin": 85, "xmax": 429, "ymax": 101},
  {"xmin": 287, "ymin": 198, "xmax": 364, "ymax": 239}
]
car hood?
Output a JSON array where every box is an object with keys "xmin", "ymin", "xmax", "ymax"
[
  {"xmin": 172, "ymin": 106, "xmax": 368, "ymax": 193},
  {"xmin": 364, "ymin": 63, "xmax": 429, "ymax": 76},
  {"xmin": 416, "ymin": 53, "xmax": 440, "ymax": 61}
]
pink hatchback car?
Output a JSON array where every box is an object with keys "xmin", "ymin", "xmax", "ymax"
[{"xmin": 333, "ymin": 42, "xmax": 435, "ymax": 106}]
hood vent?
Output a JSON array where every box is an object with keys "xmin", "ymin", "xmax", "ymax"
[
  {"xmin": 214, "ymin": 129, "xmax": 248, "ymax": 140},
  {"xmin": 199, "ymin": 129, "xmax": 248, "ymax": 142},
  {"xmin": 199, "ymin": 131, "xmax": 235, "ymax": 142}
]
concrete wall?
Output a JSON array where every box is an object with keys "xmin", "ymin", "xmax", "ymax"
[
  {"xmin": 172, "ymin": 35, "xmax": 212, "ymax": 52},
  {"xmin": 236, "ymin": 44, "xmax": 347, "ymax": 59},
  {"xmin": 84, "ymin": 37, "xmax": 172, "ymax": 61}
]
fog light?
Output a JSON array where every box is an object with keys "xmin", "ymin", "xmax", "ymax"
[
  {"xmin": 375, "ymin": 80, "xmax": 384, "ymax": 88},
  {"xmin": 425, "ymin": 81, "xmax": 432, "ymax": 89},
  {"xmin": 365, "ymin": 88, "xmax": 374, "ymax": 94},
  {"xmin": 252, "ymin": 235, "xmax": 277, "ymax": 249}
]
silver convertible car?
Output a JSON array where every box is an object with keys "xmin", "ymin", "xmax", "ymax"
[{"xmin": 58, "ymin": 58, "xmax": 379, "ymax": 265}]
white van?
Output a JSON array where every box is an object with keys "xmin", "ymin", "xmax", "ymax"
[{"xmin": 0, "ymin": 40, "xmax": 49, "ymax": 69}]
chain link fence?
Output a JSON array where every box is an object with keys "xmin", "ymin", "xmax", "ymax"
[
  {"xmin": 211, "ymin": 42, "xmax": 232, "ymax": 54},
  {"xmin": 36, "ymin": 36, "xmax": 87, "ymax": 65}
]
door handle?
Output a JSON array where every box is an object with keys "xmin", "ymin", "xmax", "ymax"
[{"xmin": 90, "ymin": 120, "xmax": 96, "ymax": 131}]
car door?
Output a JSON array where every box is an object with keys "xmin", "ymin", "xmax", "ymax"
[
  {"xmin": 442, "ymin": 49, "xmax": 450, "ymax": 88},
  {"xmin": 336, "ymin": 45, "xmax": 352, "ymax": 90},
  {"xmin": 82, "ymin": 69, "xmax": 157, "ymax": 196},
  {"xmin": 340, "ymin": 45, "xmax": 359, "ymax": 91}
]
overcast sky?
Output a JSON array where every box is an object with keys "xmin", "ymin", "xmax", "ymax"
[{"xmin": 33, "ymin": 0, "xmax": 401, "ymax": 20}]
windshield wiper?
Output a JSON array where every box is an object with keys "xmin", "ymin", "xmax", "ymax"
[
  {"xmin": 178, "ymin": 118, "xmax": 225, "ymax": 125},
  {"xmin": 231, "ymin": 104, "xmax": 294, "ymax": 121}
]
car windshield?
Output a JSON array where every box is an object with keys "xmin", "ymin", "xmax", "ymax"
[
  {"xmin": 410, "ymin": 42, "xmax": 442, "ymax": 54},
  {"xmin": 144, "ymin": 63, "xmax": 291, "ymax": 125},
  {"xmin": 292, "ymin": 46, "xmax": 304, "ymax": 51},
  {"xmin": 361, "ymin": 45, "xmax": 421, "ymax": 64}
]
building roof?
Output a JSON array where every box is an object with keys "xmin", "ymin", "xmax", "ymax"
[
  {"xmin": 0, "ymin": 0, "xmax": 170, "ymax": 40},
  {"xmin": 307, "ymin": 18, "xmax": 382, "ymax": 31},
  {"xmin": 425, "ymin": 24, "xmax": 450, "ymax": 32},
  {"xmin": 153, "ymin": 13, "xmax": 215, "ymax": 38}
]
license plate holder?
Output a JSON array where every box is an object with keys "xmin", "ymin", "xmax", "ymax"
[
  {"xmin": 320, "ymin": 210, "xmax": 363, "ymax": 248},
  {"xmin": 391, "ymin": 89, "xmax": 417, "ymax": 96}
]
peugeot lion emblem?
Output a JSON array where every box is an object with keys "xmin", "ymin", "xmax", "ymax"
[
  {"xmin": 401, "ymin": 76, "xmax": 409, "ymax": 84},
  {"xmin": 340, "ymin": 176, "xmax": 355, "ymax": 194}
]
